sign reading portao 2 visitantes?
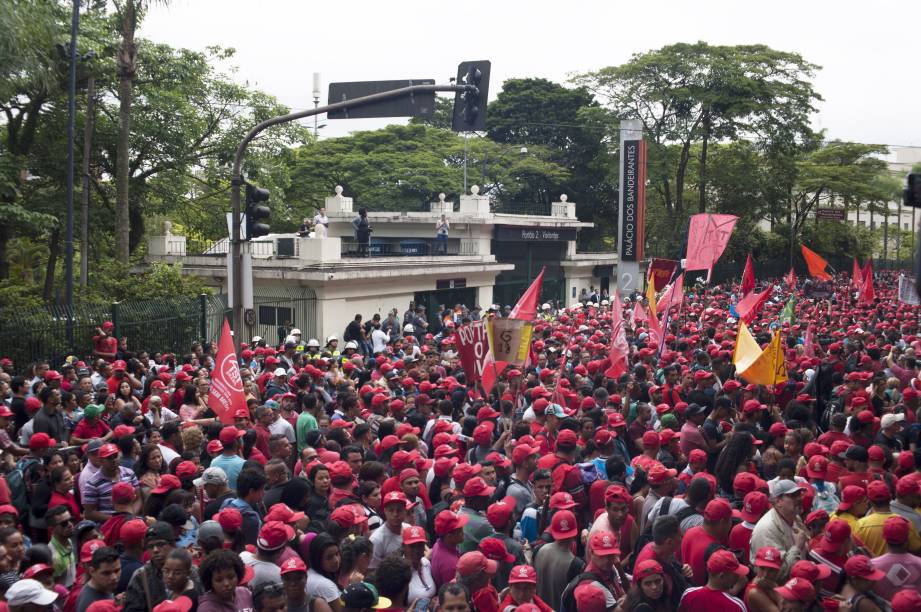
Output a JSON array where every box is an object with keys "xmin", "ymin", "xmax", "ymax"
[{"xmin": 494, "ymin": 226, "xmax": 578, "ymax": 241}]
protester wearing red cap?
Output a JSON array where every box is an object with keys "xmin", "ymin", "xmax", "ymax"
[
  {"xmin": 744, "ymin": 546, "xmax": 784, "ymax": 611},
  {"xmin": 498, "ymin": 564, "xmax": 552, "ymax": 612},
  {"xmin": 678, "ymin": 549, "xmax": 748, "ymax": 611},
  {"xmin": 457, "ymin": 551, "xmax": 499, "ymax": 612},
  {"xmin": 868, "ymin": 515, "xmax": 921, "ymax": 598},
  {"xmin": 211, "ymin": 426, "xmax": 247, "ymax": 490},
  {"xmin": 855, "ymin": 479, "xmax": 921, "ymax": 556},
  {"xmin": 681, "ymin": 499, "xmax": 734, "ymax": 586},
  {"xmin": 534, "ymin": 510, "xmax": 579, "ymax": 607},
  {"xmin": 830, "ymin": 485, "xmax": 868, "ymax": 532},
  {"xmin": 82, "ymin": 440, "xmax": 139, "ymax": 523},
  {"xmin": 430, "ymin": 510, "xmax": 468, "ymax": 589},
  {"xmin": 840, "ymin": 555, "xmax": 888, "ymax": 609}
]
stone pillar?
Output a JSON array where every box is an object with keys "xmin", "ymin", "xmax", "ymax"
[
  {"xmin": 325, "ymin": 185, "xmax": 353, "ymax": 214},
  {"xmin": 552, "ymin": 194, "xmax": 576, "ymax": 219},
  {"xmin": 458, "ymin": 185, "xmax": 490, "ymax": 216},
  {"xmin": 430, "ymin": 193, "xmax": 454, "ymax": 215}
]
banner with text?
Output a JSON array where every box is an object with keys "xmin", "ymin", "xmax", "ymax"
[
  {"xmin": 899, "ymin": 274, "xmax": 920, "ymax": 305},
  {"xmin": 487, "ymin": 318, "xmax": 533, "ymax": 367},
  {"xmin": 454, "ymin": 321, "xmax": 489, "ymax": 382}
]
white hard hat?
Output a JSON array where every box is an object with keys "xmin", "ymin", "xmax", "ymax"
[
  {"xmin": 403, "ymin": 324, "xmax": 415, "ymax": 333},
  {"xmin": 274, "ymin": 367, "xmax": 287, "ymax": 377},
  {"xmin": 290, "ymin": 328, "xmax": 301, "ymax": 336},
  {"xmin": 251, "ymin": 336, "xmax": 263, "ymax": 343},
  {"xmin": 325, "ymin": 335, "xmax": 338, "ymax": 344},
  {"xmin": 306, "ymin": 338, "xmax": 320, "ymax": 348},
  {"xmin": 541, "ymin": 303, "xmax": 551, "ymax": 310},
  {"xmin": 344, "ymin": 341, "xmax": 359, "ymax": 350},
  {"xmin": 601, "ymin": 299, "xmax": 610, "ymax": 305}
]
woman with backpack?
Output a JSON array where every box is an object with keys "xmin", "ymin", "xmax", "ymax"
[{"xmin": 616, "ymin": 559, "xmax": 671, "ymax": 612}]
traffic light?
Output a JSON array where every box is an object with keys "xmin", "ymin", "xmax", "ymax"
[
  {"xmin": 244, "ymin": 182, "xmax": 271, "ymax": 240},
  {"xmin": 907, "ymin": 173, "xmax": 921, "ymax": 207},
  {"xmin": 452, "ymin": 60, "xmax": 491, "ymax": 132}
]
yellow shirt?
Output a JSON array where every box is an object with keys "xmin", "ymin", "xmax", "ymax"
[
  {"xmin": 830, "ymin": 511, "xmax": 859, "ymax": 534},
  {"xmin": 854, "ymin": 510, "xmax": 921, "ymax": 557}
]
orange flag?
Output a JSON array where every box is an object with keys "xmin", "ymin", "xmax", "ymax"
[
  {"xmin": 209, "ymin": 319, "xmax": 248, "ymax": 424},
  {"xmin": 801, "ymin": 245, "xmax": 831, "ymax": 281}
]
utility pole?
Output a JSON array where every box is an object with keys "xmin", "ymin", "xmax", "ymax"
[
  {"xmin": 80, "ymin": 75, "xmax": 95, "ymax": 287},
  {"xmin": 229, "ymin": 82, "xmax": 475, "ymax": 351},
  {"xmin": 312, "ymin": 72, "xmax": 321, "ymax": 139},
  {"xmin": 64, "ymin": 0, "xmax": 81, "ymax": 346}
]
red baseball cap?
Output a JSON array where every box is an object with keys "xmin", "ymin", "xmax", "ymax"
[
  {"xmin": 175, "ymin": 461, "xmax": 197, "ymax": 479},
  {"xmin": 557, "ymin": 429, "xmax": 578, "ymax": 446},
  {"xmin": 688, "ymin": 449, "xmax": 708, "ymax": 464},
  {"xmin": 740, "ymin": 491, "xmax": 770, "ymax": 523},
  {"xmin": 883, "ymin": 515, "xmax": 911, "ymax": 545},
  {"xmin": 589, "ymin": 530, "xmax": 621, "ymax": 556},
  {"xmin": 508, "ymin": 564, "xmax": 537, "ymax": 584},
  {"xmin": 80, "ymin": 539, "xmax": 106, "ymax": 563},
  {"xmin": 707, "ymin": 549, "xmax": 750, "ymax": 576},
  {"xmin": 633, "ymin": 559, "xmax": 664, "ymax": 582},
  {"xmin": 867, "ymin": 480, "xmax": 891, "ymax": 503},
  {"xmin": 479, "ymin": 537, "xmax": 515, "ymax": 563},
  {"xmin": 206, "ymin": 439, "xmax": 224, "ymax": 454},
  {"xmin": 457, "ymin": 551, "xmax": 497, "ymax": 576},
  {"xmin": 28, "ymin": 432, "xmax": 56, "ymax": 451},
  {"xmin": 642, "ymin": 431, "xmax": 661, "ymax": 448},
  {"xmin": 844, "ymin": 555, "xmax": 885, "ymax": 580},
  {"xmin": 549, "ymin": 510, "xmax": 578, "ymax": 539},
  {"xmin": 754, "ymin": 546, "xmax": 783, "ymax": 570},
  {"xmin": 214, "ymin": 507, "xmax": 243, "ymax": 532},
  {"xmin": 264, "ymin": 503, "xmax": 306, "ymax": 525},
  {"xmin": 21, "ymin": 563, "xmax": 53, "ymax": 580},
  {"xmin": 113, "ymin": 424, "xmax": 135, "ymax": 438},
  {"xmin": 550, "ymin": 491, "xmax": 578, "ymax": 510},
  {"xmin": 152, "ymin": 596, "xmax": 194, "ymax": 612},
  {"xmin": 817, "ymin": 519, "xmax": 852, "ymax": 554},
  {"xmin": 486, "ymin": 496, "xmax": 516, "ymax": 529},
  {"xmin": 838, "ymin": 485, "xmax": 867, "ymax": 511},
  {"xmin": 647, "ymin": 463, "xmax": 677, "ymax": 485},
  {"xmin": 112, "ymin": 481, "xmax": 137, "ymax": 504},
  {"xmin": 98, "ymin": 443, "xmax": 119, "ymax": 458},
  {"xmin": 152, "ymin": 474, "xmax": 182, "ymax": 495},
  {"xmin": 512, "ymin": 444, "xmax": 540, "ymax": 466},
  {"xmin": 119, "ymin": 518, "xmax": 148, "ymax": 545},
  {"xmin": 0, "ymin": 406, "xmax": 13, "ymax": 418},
  {"xmin": 703, "ymin": 498, "xmax": 733, "ymax": 522},
  {"xmin": 382, "ymin": 491, "xmax": 411, "ymax": 508},
  {"xmin": 461, "ymin": 475, "xmax": 493, "ymax": 498},
  {"xmin": 279, "ymin": 556, "xmax": 307, "ymax": 575},
  {"xmin": 218, "ymin": 426, "xmax": 245, "ymax": 445},
  {"xmin": 806, "ymin": 456, "xmax": 829, "ymax": 480},
  {"xmin": 573, "ymin": 583, "xmax": 606, "ymax": 612},
  {"xmin": 776, "ymin": 578, "xmax": 816, "ymax": 603},
  {"xmin": 893, "ymin": 590, "xmax": 921, "ymax": 612},
  {"xmin": 790, "ymin": 560, "xmax": 832, "ymax": 581},
  {"xmin": 434, "ymin": 510, "xmax": 468, "ymax": 536},
  {"xmin": 402, "ymin": 525, "xmax": 428, "ymax": 545},
  {"xmin": 256, "ymin": 520, "xmax": 295, "ymax": 551},
  {"xmin": 805, "ymin": 509, "xmax": 830, "ymax": 527}
]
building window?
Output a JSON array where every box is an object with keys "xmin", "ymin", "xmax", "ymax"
[{"xmin": 259, "ymin": 305, "xmax": 293, "ymax": 327}]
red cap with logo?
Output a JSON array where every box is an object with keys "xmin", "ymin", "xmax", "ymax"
[
  {"xmin": 754, "ymin": 546, "xmax": 782, "ymax": 569},
  {"xmin": 479, "ymin": 537, "xmax": 515, "ymax": 563},
  {"xmin": 844, "ymin": 555, "xmax": 885, "ymax": 580},
  {"xmin": 589, "ymin": 531, "xmax": 621, "ymax": 556},
  {"xmin": 777, "ymin": 578, "xmax": 816, "ymax": 603},
  {"xmin": 703, "ymin": 498, "xmax": 733, "ymax": 522},
  {"xmin": 707, "ymin": 549, "xmax": 750, "ymax": 576},
  {"xmin": 457, "ymin": 551, "xmax": 497, "ymax": 576},
  {"xmin": 790, "ymin": 560, "xmax": 833, "ymax": 581},
  {"xmin": 508, "ymin": 564, "xmax": 537, "ymax": 584}
]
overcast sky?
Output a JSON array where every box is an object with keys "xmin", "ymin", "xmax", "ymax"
[{"xmin": 141, "ymin": 0, "xmax": 921, "ymax": 153}]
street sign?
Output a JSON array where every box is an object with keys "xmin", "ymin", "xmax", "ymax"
[
  {"xmin": 816, "ymin": 208, "xmax": 845, "ymax": 220},
  {"xmin": 327, "ymin": 79, "xmax": 435, "ymax": 119}
]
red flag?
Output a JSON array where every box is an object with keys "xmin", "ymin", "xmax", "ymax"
[
  {"xmin": 657, "ymin": 273, "xmax": 685, "ymax": 314},
  {"xmin": 684, "ymin": 213, "xmax": 738, "ymax": 271},
  {"xmin": 605, "ymin": 291, "xmax": 629, "ymax": 379},
  {"xmin": 851, "ymin": 257, "xmax": 863, "ymax": 290},
  {"xmin": 509, "ymin": 267, "xmax": 545, "ymax": 321},
  {"xmin": 479, "ymin": 352, "xmax": 507, "ymax": 395},
  {"xmin": 741, "ymin": 254, "xmax": 755, "ymax": 296},
  {"xmin": 800, "ymin": 245, "xmax": 831, "ymax": 281},
  {"xmin": 860, "ymin": 261, "xmax": 875, "ymax": 304},
  {"xmin": 862, "ymin": 258, "xmax": 873, "ymax": 284},
  {"xmin": 209, "ymin": 319, "xmax": 248, "ymax": 424},
  {"xmin": 784, "ymin": 267, "xmax": 796, "ymax": 290},
  {"xmin": 735, "ymin": 285, "xmax": 773, "ymax": 324},
  {"xmin": 645, "ymin": 304, "xmax": 662, "ymax": 347}
]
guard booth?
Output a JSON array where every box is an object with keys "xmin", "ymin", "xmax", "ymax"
[
  {"xmin": 414, "ymin": 279, "xmax": 476, "ymax": 330},
  {"xmin": 492, "ymin": 225, "xmax": 573, "ymax": 307}
]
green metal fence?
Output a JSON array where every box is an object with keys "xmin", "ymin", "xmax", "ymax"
[{"xmin": 0, "ymin": 294, "xmax": 230, "ymax": 369}]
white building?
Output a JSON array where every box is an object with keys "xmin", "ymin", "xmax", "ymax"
[{"xmin": 145, "ymin": 186, "xmax": 617, "ymax": 344}]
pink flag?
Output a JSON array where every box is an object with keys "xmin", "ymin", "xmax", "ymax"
[
  {"xmin": 209, "ymin": 319, "xmax": 248, "ymax": 424},
  {"xmin": 657, "ymin": 273, "xmax": 685, "ymax": 314},
  {"xmin": 632, "ymin": 301, "xmax": 648, "ymax": 323},
  {"xmin": 735, "ymin": 285, "xmax": 773, "ymax": 324},
  {"xmin": 509, "ymin": 267, "xmax": 545, "ymax": 321},
  {"xmin": 804, "ymin": 325, "xmax": 816, "ymax": 358},
  {"xmin": 852, "ymin": 258, "xmax": 863, "ymax": 290},
  {"xmin": 684, "ymin": 214, "xmax": 738, "ymax": 271},
  {"xmin": 605, "ymin": 291, "xmax": 629, "ymax": 379},
  {"xmin": 645, "ymin": 304, "xmax": 662, "ymax": 347}
]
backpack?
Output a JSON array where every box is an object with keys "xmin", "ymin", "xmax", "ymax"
[
  {"xmin": 551, "ymin": 460, "xmax": 584, "ymax": 496},
  {"xmin": 559, "ymin": 571, "xmax": 605, "ymax": 612},
  {"xmin": 577, "ymin": 461, "xmax": 601, "ymax": 485},
  {"xmin": 7, "ymin": 456, "xmax": 40, "ymax": 520},
  {"xmin": 627, "ymin": 497, "xmax": 673, "ymax": 572}
]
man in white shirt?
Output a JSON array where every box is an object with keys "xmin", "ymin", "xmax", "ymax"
[
  {"xmin": 369, "ymin": 491, "xmax": 412, "ymax": 569},
  {"xmin": 370, "ymin": 326, "xmax": 389, "ymax": 354}
]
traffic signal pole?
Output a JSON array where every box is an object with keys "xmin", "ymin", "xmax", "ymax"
[{"xmin": 229, "ymin": 82, "xmax": 475, "ymax": 351}]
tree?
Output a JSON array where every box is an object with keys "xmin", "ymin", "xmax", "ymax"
[
  {"xmin": 408, "ymin": 96, "xmax": 453, "ymax": 130},
  {"xmin": 574, "ymin": 42, "xmax": 822, "ymax": 215},
  {"xmin": 484, "ymin": 78, "xmax": 615, "ymax": 246},
  {"xmin": 286, "ymin": 124, "xmax": 568, "ymax": 215}
]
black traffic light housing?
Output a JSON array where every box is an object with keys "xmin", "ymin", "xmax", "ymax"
[
  {"xmin": 906, "ymin": 173, "xmax": 921, "ymax": 208},
  {"xmin": 452, "ymin": 60, "xmax": 491, "ymax": 132},
  {"xmin": 244, "ymin": 182, "xmax": 271, "ymax": 240}
]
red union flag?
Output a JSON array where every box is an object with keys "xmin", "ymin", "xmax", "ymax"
[
  {"xmin": 647, "ymin": 258, "xmax": 677, "ymax": 292},
  {"xmin": 454, "ymin": 321, "xmax": 489, "ymax": 383},
  {"xmin": 209, "ymin": 319, "xmax": 247, "ymax": 424},
  {"xmin": 684, "ymin": 213, "xmax": 738, "ymax": 271}
]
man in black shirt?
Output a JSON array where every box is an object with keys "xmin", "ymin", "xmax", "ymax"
[{"xmin": 33, "ymin": 387, "xmax": 66, "ymax": 442}]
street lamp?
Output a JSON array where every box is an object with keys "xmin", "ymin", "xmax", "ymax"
[{"xmin": 312, "ymin": 72, "xmax": 321, "ymax": 139}]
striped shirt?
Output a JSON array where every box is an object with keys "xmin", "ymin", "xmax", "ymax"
[
  {"xmin": 678, "ymin": 586, "xmax": 746, "ymax": 612},
  {"xmin": 83, "ymin": 466, "xmax": 139, "ymax": 514}
]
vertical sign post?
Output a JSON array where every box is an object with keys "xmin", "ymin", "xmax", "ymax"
[{"xmin": 617, "ymin": 119, "xmax": 646, "ymax": 293}]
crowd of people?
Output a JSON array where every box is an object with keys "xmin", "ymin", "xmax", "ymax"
[{"xmin": 1, "ymin": 268, "xmax": 920, "ymax": 612}]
